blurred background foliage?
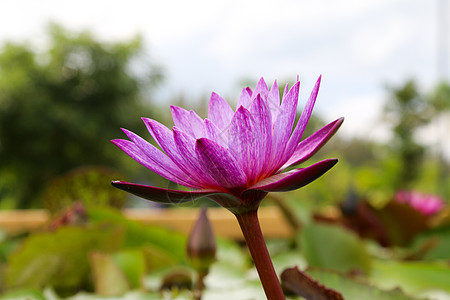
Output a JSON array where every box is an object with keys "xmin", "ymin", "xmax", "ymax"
[
  {"xmin": 0, "ymin": 23, "xmax": 449, "ymax": 209},
  {"xmin": 0, "ymin": 23, "xmax": 450, "ymax": 300},
  {"xmin": 0, "ymin": 24, "xmax": 163, "ymax": 208}
]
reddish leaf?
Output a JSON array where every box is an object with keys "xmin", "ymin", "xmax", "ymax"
[{"xmin": 281, "ymin": 266, "xmax": 345, "ymax": 300}]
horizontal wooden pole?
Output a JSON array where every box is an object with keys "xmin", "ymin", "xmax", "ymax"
[{"xmin": 0, "ymin": 206, "xmax": 294, "ymax": 239}]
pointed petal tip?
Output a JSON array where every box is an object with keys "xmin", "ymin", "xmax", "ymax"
[
  {"xmin": 315, "ymin": 75, "xmax": 322, "ymax": 86},
  {"xmin": 332, "ymin": 117, "xmax": 344, "ymax": 131},
  {"xmin": 110, "ymin": 139, "xmax": 122, "ymax": 145},
  {"xmin": 120, "ymin": 127, "xmax": 133, "ymax": 136},
  {"xmin": 248, "ymin": 158, "xmax": 338, "ymax": 193},
  {"xmin": 111, "ymin": 180, "xmax": 123, "ymax": 187}
]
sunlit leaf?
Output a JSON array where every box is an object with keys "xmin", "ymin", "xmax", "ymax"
[
  {"xmin": 307, "ymin": 268, "xmax": 416, "ymax": 300},
  {"xmin": 370, "ymin": 260, "xmax": 450, "ymax": 295}
]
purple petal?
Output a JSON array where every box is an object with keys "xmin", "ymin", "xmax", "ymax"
[
  {"xmin": 228, "ymin": 106, "xmax": 260, "ymax": 182},
  {"xmin": 141, "ymin": 118, "xmax": 171, "ymax": 149},
  {"xmin": 195, "ymin": 138, "xmax": 247, "ymax": 189},
  {"xmin": 284, "ymin": 76, "xmax": 321, "ymax": 160},
  {"xmin": 281, "ymin": 118, "xmax": 344, "ymax": 170},
  {"xmin": 170, "ymin": 106, "xmax": 196, "ymax": 138},
  {"xmin": 237, "ymin": 87, "xmax": 253, "ymax": 109},
  {"xmin": 248, "ymin": 158, "xmax": 338, "ymax": 192},
  {"xmin": 208, "ymin": 92, "xmax": 234, "ymax": 130},
  {"xmin": 172, "ymin": 127, "xmax": 216, "ymax": 187},
  {"xmin": 249, "ymin": 94, "xmax": 272, "ymax": 175},
  {"xmin": 203, "ymin": 118, "xmax": 228, "ymax": 147},
  {"xmin": 189, "ymin": 110, "xmax": 204, "ymax": 138},
  {"xmin": 252, "ymin": 77, "xmax": 269, "ymax": 100},
  {"xmin": 111, "ymin": 137, "xmax": 196, "ymax": 187},
  {"xmin": 141, "ymin": 118, "xmax": 195, "ymax": 179},
  {"xmin": 282, "ymin": 83, "xmax": 289, "ymax": 100},
  {"xmin": 267, "ymin": 80, "xmax": 281, "ymax": 120},
  {"xmin": 111, "ymin": 181, "xmax": 222, "ymax": 204},
  {"xmin": 270, "ymin": 81, "xmax": 300, "ymax": 171}
]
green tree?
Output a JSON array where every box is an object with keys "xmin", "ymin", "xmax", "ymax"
[
  {"xmin": 383, "ymin": 80, "xmax": 432, "ymax": 189},
  {"xmin": 0, "ymin": 24, "xmax": 163, "ymax": 208}
]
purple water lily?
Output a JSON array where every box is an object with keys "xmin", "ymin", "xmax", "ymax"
[
  {"xmin": 112, "ymin": 76, "xmax": 343, "ymax": 299},
  {"xmin": 395, "ymin": 190, "xmax": 445, "ymax": 216},
  {"xmin": 112, "ymin": 76, "xmax": 342, "ymax": 214}
]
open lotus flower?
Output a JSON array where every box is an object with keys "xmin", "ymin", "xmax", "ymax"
[
  {"xmin": 112, "ymin": 76, "xmax": 343, "ymax": 215},
  {"xmin": 112, "ymin": 75, "xmax": 343, "ymax": 300}
]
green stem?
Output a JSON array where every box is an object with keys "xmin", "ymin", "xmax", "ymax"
[{"xmin": 235, "ymin": 210, "xmax": 285, "ymax": 300}]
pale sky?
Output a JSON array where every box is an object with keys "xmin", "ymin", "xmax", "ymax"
[{"xmin": 1, "ymin": 0, "xmax": 449, "ymax": 150}]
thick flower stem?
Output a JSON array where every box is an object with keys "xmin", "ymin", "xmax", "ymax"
[{"xmin": 235, "ymin": 210, "xmax": 285, "ymax": 300}]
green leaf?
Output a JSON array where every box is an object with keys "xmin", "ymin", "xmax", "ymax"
[
  {"xmin": 88, "ymin": 207, "xmax": 187, "ymax": 262},
  {"xmin": 272, "ymin": 250, "xmax": 308, "ymax": 275},
  {"xmin": 370, "ymin": 260, "xmax": 450, "ymax": 295},
  {"xmin": 299, "ymin": 222, "xmax": 372, "ymax": 273},
  {"xmin": 0, "ymin": 289, "xmax": 46, "ymax": 300},
  {"xmin": 142, "ymin": 245, "xmax": 178, "ymax": 271},
  {"xmin": 306, "ymin": 268, "xmax": 416, "ymax": 300},
  {"xmin": 65, "ymin": 290, "xmax": 164, "ymax": 300},
  {"xmin": 112, "ymin": 246, "xmax": 178, "ymax": 290},
  {"xmin": 89, "ymin": 252, "xmax": 130, "ymax": 296},
  {"xmin": 5, "ymin": 225, "xmax": 123, "ymax": 294},
  {"xmin": 113, "ymin": 249, "xmax": 147, "ymax": 288},
  {"xmin": 410, "ymin": 225, "xmax": 450, "ymax": 260}
]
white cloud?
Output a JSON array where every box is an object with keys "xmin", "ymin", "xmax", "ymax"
[
  {"xmin": 0, "ymin": 0, "xmax": 446, "ymax": 151},
  {"xmin": 323, "ymin": 92, "xmax": 391, "ymax": 142},
  {"xmin": 350, "ymin": 15, "xmax": 412, "ymax": 66}
]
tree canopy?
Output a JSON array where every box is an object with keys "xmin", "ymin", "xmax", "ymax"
[{"xmin": 0, "ymin": 24, "xmax": 163, "ymax": 208}]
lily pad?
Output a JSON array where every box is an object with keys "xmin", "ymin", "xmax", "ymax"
[
  {"xmin": 370, "ymin": 260, "xmax": 450, "ymax": 295},
  {"xmin": 299, "ymin": 222, "xmax": 372, "ymax": 273},
  {"xmin": 306, "ymin": 268, "xmax": 416, "ymax": 300},
  {"xmin": 4, "ymin": 225, "xmax": 123, "ymax": 294}
]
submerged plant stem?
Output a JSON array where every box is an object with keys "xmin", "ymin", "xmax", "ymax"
[{"xmin": 236, "ymin": 210, "xmax": 286, "ymax": 300}]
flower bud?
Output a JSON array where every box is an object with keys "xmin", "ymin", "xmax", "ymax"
[{"xmin": 186, "ymin": 207, "xmax": 216, "ymax": 272}]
